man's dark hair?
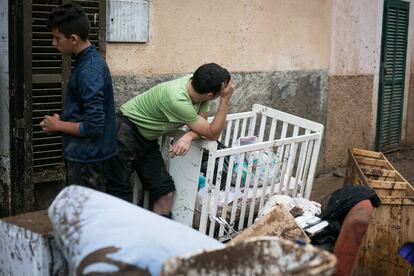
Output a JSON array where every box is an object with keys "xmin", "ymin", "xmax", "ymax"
[
  {"xmin": 47, "ymin": 3, "xmax": 90, "ymax": 40},
  {"xmin": 192, "ymin": 63, "xmax": 231, "ymax": 94}
]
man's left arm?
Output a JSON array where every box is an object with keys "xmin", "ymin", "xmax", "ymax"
[
  {"xmin": 169, "ymin": 111, "xmax": 208, "ymax": 156},
  {"xmin": 77, "ymin": 68, "xmax": 106, "ymax": 137}
]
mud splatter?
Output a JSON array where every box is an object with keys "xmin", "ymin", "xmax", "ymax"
[{"xmin": 76, "ymin": 246, "xmax": 150, "ymax": 276}]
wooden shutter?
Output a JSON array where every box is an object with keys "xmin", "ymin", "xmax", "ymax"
[
  {"xmin": 376, "ymin": 0, "xmax": 410, "ymax": 152},
  {"xmin": 32, "ymin": 0, "xmax": 65, "ymax": 184},
  {"xmin": 73, "ymin": 0, "xmax": 106, "ymax": 55}
]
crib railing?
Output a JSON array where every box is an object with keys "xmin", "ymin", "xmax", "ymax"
[
  {"xmin": 136, "ymin": 104, "xmax": 324, "ymax": 239},
  {"xmin": 196, "ymin": 105, "xmax": 324, "ymax": 238},
  {"xmin": 200, "ymin": 133, "xmax": 322, "ymax": 237}
]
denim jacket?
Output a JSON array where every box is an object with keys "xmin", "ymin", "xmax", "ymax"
[{"xmin": 61, "ymin": 45, "xmax": 118, "ymax": 162}]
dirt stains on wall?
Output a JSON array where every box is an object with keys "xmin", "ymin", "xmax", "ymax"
[
  {"xmin": 113, "ymin": 70, "xmax": 328, "ymax": 125},
  {"xmin": 113, "ymin": 69, "xmax": 328, "ymax": 170},
  {"xmin": 329, "ymin": 0, "xmax": 381, "ymax": 76}
]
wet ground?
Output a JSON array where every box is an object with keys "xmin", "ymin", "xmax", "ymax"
[
  {"xmin": 386, "ymin": 144, "xmax": 414, "ymax": 184},
  {"xmin": 310, "ymin": 145, "xmax": 414, "ymax": 203}
]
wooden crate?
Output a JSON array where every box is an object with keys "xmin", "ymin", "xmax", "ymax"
[{"xmin": 344, "ymin": 148, "xmax": 414, "ymax": 276}]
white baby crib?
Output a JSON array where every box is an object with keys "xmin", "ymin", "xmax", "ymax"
[{"xmin": 136, "ymin": 104, "xmax": 324, "ymax": 240}]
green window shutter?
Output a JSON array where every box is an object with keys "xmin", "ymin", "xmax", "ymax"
[{"xmin": 376, "ymin": 0, "xmax": 410, "ymax": 152}]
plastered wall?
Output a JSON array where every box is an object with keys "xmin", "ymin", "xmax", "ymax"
[
  {"xmin": 107, "ymin": 0, "xmax": 331, "ymax": 75},
  {"xmin": 324, "ymin": 0, "xmax": 383, "ymax": 170},
  {"xmin": 329, "ymin": 0, "xmax": 382, "ymax": 76}
]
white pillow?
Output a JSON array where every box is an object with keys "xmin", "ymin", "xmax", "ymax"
[{"xmin": 48, "ymin": 185, "xmax": 223, "ymax": 275}]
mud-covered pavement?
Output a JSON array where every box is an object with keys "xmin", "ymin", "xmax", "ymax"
[
  {"xmin": 311, "ymin": 145, "xmax": 414, "ymax": 203},
  {"xmin": 385, "ymin": 144, "xmax": 414, "ymax": 184}
]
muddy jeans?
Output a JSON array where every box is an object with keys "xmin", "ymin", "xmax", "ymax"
[
  {"xmin": 105, "ymin": 113, "xmax": 176, "ymax": 204},
  {"xmin": 66, "ymin": 159, "xmax": 114, "ymax": 192}
]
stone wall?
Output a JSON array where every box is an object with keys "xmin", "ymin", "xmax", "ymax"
[
  {"xmin": 113, "ymin": 70, "xmax": 328, "ymax": 124},
  {"xmin": 112, "ymin": 70, "xmax": 328, "ymax": 171},
  {"xmin": 324, "ymin": 75, "xmax": 374, "ymax": 171}
]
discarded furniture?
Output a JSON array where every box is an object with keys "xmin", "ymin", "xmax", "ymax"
[
  {"xmin": 0, "ymin": 210, "xmax": 67, "ymax": 276},
  {"xmin": 345, "ymin": 148, "xmax": 414, "ymax": 275},
  {"xmin": 142, "ymin": 104, "xmax": 324, "ymax": 239},
  {"xmin": 230, "ymin": 204, "xmax": 310, "ymax": 244},
  {"xmin": 333, "ymin": 199, "xmax": 374, "ymax": 276},
  {"xmin": 48, "ymin": 185, "xmax": 223, "ymax": 276},
  {"xmin": 162, "ymin": 236, "xmax": 337, "ymax": 276}
]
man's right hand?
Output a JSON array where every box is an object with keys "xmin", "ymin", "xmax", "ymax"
[
  {"xmin": 40, "ymin": 113, "xmax": 61, "ymax": 133},
  {"xmin": 220, "ymin": 80, "xmax": 234, "ymax": 101},
  {"xmin": 187, "ymin": 80, "xmax": 234, "ymax": 141}
]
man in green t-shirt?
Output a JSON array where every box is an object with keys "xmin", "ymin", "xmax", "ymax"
[{"xmin": 107, "ymin": 63, "xmax": 233, "ymax": 218}]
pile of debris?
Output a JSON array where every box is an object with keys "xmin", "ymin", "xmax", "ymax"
[{"xmin": 1, "ymin": 147, "xmax": 413, "ymax": 275}]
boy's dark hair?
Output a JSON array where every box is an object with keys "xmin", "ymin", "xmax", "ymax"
[
  {"xmin": 47, "ymin": 3, "xmax": 90, "ymax": 40},
  {"xmin": 192, "ymin": 63, "xmax": 231, "ymax": 94}
]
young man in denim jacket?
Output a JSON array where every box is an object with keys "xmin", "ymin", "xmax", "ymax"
[{"xmin": 40, "ymin": 4, "xmax": 117, "ymax": 191}]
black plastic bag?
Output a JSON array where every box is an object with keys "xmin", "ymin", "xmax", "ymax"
[{"xmin": 200, "ymin": 141, "xmax": 230, "ymax": 190}]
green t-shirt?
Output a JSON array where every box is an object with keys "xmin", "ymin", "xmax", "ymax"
[{"xmin": 120, "ymin": 75, "xmax": 210, "ymax": 140}]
